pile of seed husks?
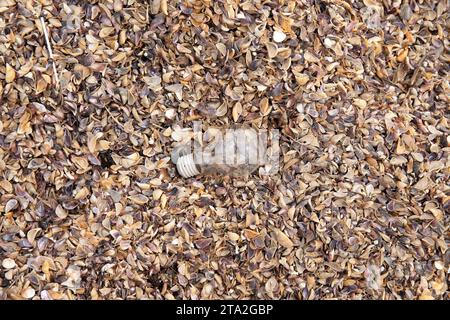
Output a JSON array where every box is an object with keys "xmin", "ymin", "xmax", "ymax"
[{"xmin": 0, "ymin": 0, "xmax": 448, "ymax": 300}]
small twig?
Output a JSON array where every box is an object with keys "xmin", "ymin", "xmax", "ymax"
[
  {"xmin": 40, "ymin": 16, "xmax": 59, "ymax": 87},
  {"xmin": 105, "ymin": 106, "xmax": 126, "ymax": 128},
  {"xmin": 104, "ymin": 106, "xmax": 143, "ymax": 139}
]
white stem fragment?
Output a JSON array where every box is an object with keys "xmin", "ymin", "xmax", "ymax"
[{"xmin": 40, "ymin": 16, "xmax": 60, "ymax": 87}]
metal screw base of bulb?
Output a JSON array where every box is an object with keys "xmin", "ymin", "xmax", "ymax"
[{"xmin": 176, "ymin": 154, "xmax": 200, "ymax": 178}]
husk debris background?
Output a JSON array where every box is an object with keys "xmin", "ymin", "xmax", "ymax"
[{"xmin": 0, "ymin": 0, "xmax": 448, "ymax": 300}]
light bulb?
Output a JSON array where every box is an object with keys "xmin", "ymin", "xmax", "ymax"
[{"xmin": 172, "ymin": 126, "xmax": 267, "ymax": 178}]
